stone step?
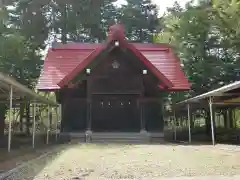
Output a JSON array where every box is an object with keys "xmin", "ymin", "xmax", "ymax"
[
  {"xmin": 68, "ymin": 133, "xmax": 85, "ymax": 138},
  {"xmin": 62, "ymin": 132, "xmax": 165, "ymax": 143},
  {"xmin": 91, "ymin": 138, "xmax": 147, "ymax": 144},
  {"xmin": 91, "ymin": 134, "xmax": 149, "ymax": 139},
  {"xmin": 92, "ymin": 132, "xmax": 146, "ymax": 137},
  {"xmin": 91, "ymin": 132, "xmax": 151, "ymax": 143}
]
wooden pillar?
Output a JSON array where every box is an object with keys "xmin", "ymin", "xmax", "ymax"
[
  {"xmin": 58, "ymin": 104, "xmax": 62, "ymax": 135},
  {"xmin": 19, "ymin": 101, "xmax": 24, "ymax": 132},
  {"xmin": 86, "ymin": 99, "xmax": 92, "ymax": 131},
  {"xmin": 26, "ymin": 101, "xmax": 30, "ymax": 135},
  {"xmin": 140, "ymin": 101, "xmax": 146, "ymax": 132},
  {"xmin": 187, "ymin": 104, "xmax": 191, "ymax": 143},
  {"xmin": 60, "ymin": 102, "xmax": 65, "ymax": 132},
  {"xmin": 8, "ymin": 85, "xmax": 13, "ymax": 152},
  {"xmin": 228, "ymin": 109, "xmax": 233, "ymax": 128},
  {"xmin": 46, "ymin": 105, "xmax": 50, "ymax": 145},
  {"xmin": 86, "ymin": 69, "xmax": 92, "ymax": 134},
  {"xmin": 140, "ymin": 70, "xmax": 147, "ymax": 133},
  {"xmin": 32, "ymin": 102, "xmax": 36, "ymax": 148},
  {"xmin": 223, "ymin": 109, "xmax": 228, "ymax": 128},
  {"xmin": 173, "ymin": 111, "xmax": 177, "ymax": 141},
  {"xmin": 55, "ymin": 105, "xmax": 59, "ymax": 141},
  {"xmin": 209, "ymin": 97, "xmax": 215, "ymax": 145}
]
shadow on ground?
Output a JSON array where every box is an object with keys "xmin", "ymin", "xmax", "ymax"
[{"xmin": 0, "ymin": 140, "xmax": 72, "ymax": 180}]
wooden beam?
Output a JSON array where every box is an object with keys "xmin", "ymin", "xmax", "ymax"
[
  {"xmin": 138, "ymin": 97, "xmax": 161, "ymax": 103},
  {"xmin": 91, "ymin": 92, "xmax": 141, "ymax": 95},
  {"xmin": 221, "ymin": 93, "xmax": 240, "ymax": 96},
  {"xmin": 0, "ymin": 94, "xmax": 22, "ymax": 99},
  {"xmin": 213, "ymin": 102, "xmax": 240, "ymax": 106}
]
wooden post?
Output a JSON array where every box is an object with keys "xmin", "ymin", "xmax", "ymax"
[
  {"xmin": 46, "ymin": 105, "xmax": 50, "ymax": 144},
  {"xmin": 187, "ymin": 104, "xmax": 191, "ymax": 143},
  {"xmin": 85, "ymin": 71, "xmax": 92, "ymax": 142},
  {"xmin": 173, "ymin": 111, "xmax": 177, "ymax": 141},
  {"xmin": 87, "ymin": 100, "xmax": 92, "ymax": 131},
  {"xmin": 139, "ymin": 99, "xmax": 147, "ymax": 133},
  {"xmin": 140, "ymin": 102, "xmax": 144, "ymax": 130},
  {"xmin": 209, "ymin": 97, "xmax": 215, "ymax": 145},
  {"xmin": 55, "ymin": 106, "xmax": 58, "ymax": 141},
  {"xmin": 8, "ymin": 85, "xmax": 13, "ymax": 152},
  {"xmin": 140, "ymin": 71, "xmax": 147, "ymax": 133},
  {"xmin": 32, "ymin": 102, "xmax": 36, "ymax": 148},
  {"xmin": 86, "ymin": 72, "xmax": 92, "ymax": 132},
  {"xmin": 59, "ymin": 104, "xmax": 62, "ymax": 132}
]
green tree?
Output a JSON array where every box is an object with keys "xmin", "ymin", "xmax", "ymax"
[
  {"xmin": 157, "ymin": 1, "xmax": 240, "ymax": 97},
  {"xmin": 156, "ymin": 0, "xmax": 240, "ymax": 134},
  {"xmin": 118, "ymin": 0, "xmax": 160, "ymax": 42},
  {"xmin": 212, "ymin": 0, "xmax": 240, "ymax": 50},
  {"xmin": 0, "ymin": 5, "xmax": 44, "ymax": 136}
]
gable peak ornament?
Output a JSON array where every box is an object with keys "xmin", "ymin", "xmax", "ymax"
[
  {"xmin": 112, "ymin": 60, "xmax": 120, "ymax": 69},
  {"xmin": 108, "ymin": 24, "xmax": 125, "ymax": 40}
]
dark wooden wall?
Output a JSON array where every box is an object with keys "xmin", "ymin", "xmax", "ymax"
[{"xmin": 57, "ymin": 48, "xmax": 165, "ymax": 132}]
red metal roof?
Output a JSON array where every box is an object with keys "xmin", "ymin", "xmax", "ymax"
[
  {"xmin": 37, "ymin": 41, "xmax": 190, "ymax": 91},
  {"xmin": 37, "ymin": 23, "xmax": 189, "ymax": 91},
  {"xmin": 57, "ymin": 40, "xmax": 174, "ymax": 88}
]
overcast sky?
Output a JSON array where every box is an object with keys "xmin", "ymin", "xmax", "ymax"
[{"xmin": 117, "ymin": 0, "xmax": 190, "ymax": 15}]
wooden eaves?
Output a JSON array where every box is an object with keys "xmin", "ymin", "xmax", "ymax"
[
  {"xmin": 0, "ymin": 72, "xmax": 57, "ymax": 106},
  {"xmin": 174, "ymin": 80, "xmax": 240, "ymax": 110}
]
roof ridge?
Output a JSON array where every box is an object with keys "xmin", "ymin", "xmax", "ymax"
[{"xmin": 51, "ymin": 42, "xmax": 170, "ymax": 51}]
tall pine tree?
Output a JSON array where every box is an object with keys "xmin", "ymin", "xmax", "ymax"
[{"xmin": 118, "ymin": 0, "xmax": 160, "ymax": 42}]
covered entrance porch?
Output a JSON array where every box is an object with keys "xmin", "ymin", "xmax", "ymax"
[{"xmin": 62, "ymin": 96, "xmax": 163, "ymax": 133}]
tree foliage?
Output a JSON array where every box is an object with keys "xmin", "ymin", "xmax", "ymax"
[
  {"xmin": 118, "ymin": 0, "xmax": 159, "ymax": 42},
  {"xmin": 157, "ymin": 0, "xmax": 240, "ymax": 101},
  {"xmin": 0, "ymin": 7, "xmax": 42, "ymax": 88},
  {"xmin": 2, "ymin": 0, "xmax": 239, "ymax": 102}
]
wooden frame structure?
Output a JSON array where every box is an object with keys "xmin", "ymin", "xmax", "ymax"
[
  {"xmin": 37, "ymin": 24, "xmax": 190, "ymax": 140},
  {"xmin": 0, "ymin": 72, "xmax": 59, "ymax": 152},
  {"xmin": 174, "ymin": 81, "xmax": 240, "ymax": 145}
]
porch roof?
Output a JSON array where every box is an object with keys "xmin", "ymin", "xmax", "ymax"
[
  {"xmin": 0, "ymin": 72, "xmax": 57, "ymax": 106},
  {"xmin": 177, "ymin": 81, "xmax": 240, "ymax": 105}
]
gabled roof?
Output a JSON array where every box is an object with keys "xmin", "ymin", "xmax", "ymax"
[
  {"xmin": 57, "ymin": 31, "xmax": 174, "ymax": 88},
  {"xmin": 37, "ymin": 25, "xmax": 190, "ymax": 91}
]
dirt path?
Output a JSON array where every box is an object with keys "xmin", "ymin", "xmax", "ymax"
[{"xmin": 24, "ymin": 143, "xmax": 240, "ymax": 180}]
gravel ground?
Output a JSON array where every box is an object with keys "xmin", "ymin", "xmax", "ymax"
[
  {"xmin": 0, "ymin": 144, "xmax": 62, "ymax": 173},
  {"xmin": 2, "ymin": 144, "xmax": 69, "ymax": 180},
  {"xmin": 4, "ymin": 143, "xmax": 240, "ymax": 180}
]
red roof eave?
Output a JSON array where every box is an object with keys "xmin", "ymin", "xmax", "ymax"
[
  {"xmin": 57, "ymin": 44, "xmax": 107, "ymax": 87},
  {"xmin": 124, "ymin": 42, "xmax": 174, "ymax": 89},
  {"xmin": 58, "ymin": 29, "xmax": 174, "ymax": 89}
]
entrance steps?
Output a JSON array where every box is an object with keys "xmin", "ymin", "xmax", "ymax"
[
  {"xmin": 91, "ymin": 132, "xmax": 150, "ymax": 143},
  {"xmin": 61, "ymin": 132, "xmax": 165, "ymax": 144}
]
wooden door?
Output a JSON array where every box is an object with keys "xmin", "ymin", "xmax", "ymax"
[{"xmin": 91, "ymin": 95, "xmax": 139, "ymax": 132}]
